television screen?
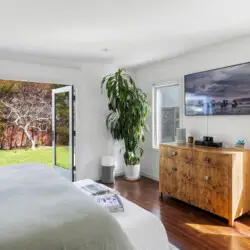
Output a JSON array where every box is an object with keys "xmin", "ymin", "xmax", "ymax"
[{"xmin": 184, "ymin": 62, "xmax": 250, "ymax": 116}]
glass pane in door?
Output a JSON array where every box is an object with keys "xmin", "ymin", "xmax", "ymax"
[
  {"xmin": 55, "ymin": 92, "xmax": 70, "ymax": 170},
  {"xmin": 154, "ymin": 84, "xmax": 180, "ymax": 148}
]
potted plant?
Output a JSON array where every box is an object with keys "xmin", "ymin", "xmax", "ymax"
[{"xmin": 101, "ymin": 69, "xmax": 150, "ymax": 180}]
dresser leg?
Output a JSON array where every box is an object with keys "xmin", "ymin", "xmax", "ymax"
[
  {"xmin": 228, "ymin": 218, "xmax": 234, "ymax": 227},
  {"xmin": 160, "ymin": 192, "xmax": 163, "ymax": 200}
]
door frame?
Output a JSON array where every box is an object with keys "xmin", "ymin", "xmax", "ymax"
[{"xmin": 52, "ymin": 85, "xmax": 74, "ymax": 181}]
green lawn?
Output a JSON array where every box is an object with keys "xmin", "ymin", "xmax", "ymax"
[{"xmin": 0, "ymin": 146, "xmax": 69, "ymax": 169}]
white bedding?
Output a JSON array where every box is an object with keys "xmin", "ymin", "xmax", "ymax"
[
  {"xmin": 113, "ymin": 195, "xmax": 169, "ymax": 250},
  {"xmin": 74, "ymin": 179, "xmax": 169, "ymax": 250},
  {"xmin": 0, "ymin": 164, "xmax": 135, "ymax": 250}
]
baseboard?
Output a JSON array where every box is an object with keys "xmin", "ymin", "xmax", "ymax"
[
  {"xmin": 140, "ymin": 172, "xmax": 159, "ymax": 181},
  {"xmin": 114, "ymin": 170, "xmax": 158, "ymax": 181},
  {"xmin": 115, "ymin": 170, "xmax": 125, "ymax": 177}
]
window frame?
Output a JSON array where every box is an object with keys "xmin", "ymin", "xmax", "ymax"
[{"xmin": 152, "ymin": 81, "xmax": 182, "ymax": 150}]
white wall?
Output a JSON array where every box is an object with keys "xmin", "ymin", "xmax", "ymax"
[
  {"xmin": 134, "ymin": 36, "xmax": 250, "ymax": 180},
  {"xmin": 0, "ymin": 59, "xmax": 115, "ymax": 181}
]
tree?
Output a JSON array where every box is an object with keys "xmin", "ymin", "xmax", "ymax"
[{"xmin": 0, "ymin": 82, "xmax": 52, "ymax": 150}]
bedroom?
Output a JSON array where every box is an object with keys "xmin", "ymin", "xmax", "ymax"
[{"xmin": 1, "ymin": 1, "xmax": 250, "ymax": 250}]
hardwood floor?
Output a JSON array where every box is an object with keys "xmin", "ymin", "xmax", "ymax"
[{"xmin": 108, "ymin": 176, "xmax": 250, "ymax": 250}]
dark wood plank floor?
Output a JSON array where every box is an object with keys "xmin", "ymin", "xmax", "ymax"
[{"xmin": 108, "ymin": 176, "xmax": 250, "ymax": 250}]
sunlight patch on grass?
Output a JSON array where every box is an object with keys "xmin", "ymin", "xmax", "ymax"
[{"xmin": 0, "ymin": 147, "xmax": 69, "ymax": 169}]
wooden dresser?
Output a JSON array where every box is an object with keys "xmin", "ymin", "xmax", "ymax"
[{"xmin": 159, "ymin": 143, "xmax": 250, "ymax": 226}]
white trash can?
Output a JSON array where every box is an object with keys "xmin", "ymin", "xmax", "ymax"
[{"xmin": 101, "ymin": 156, "xmax": 115, "ymax": 184}]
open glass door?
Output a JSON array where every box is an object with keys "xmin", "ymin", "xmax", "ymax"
[{"xmin": 52, "ymin": 86, "xmax": 75, "ymax": 181}]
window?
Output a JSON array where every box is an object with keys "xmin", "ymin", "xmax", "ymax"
[{"xmin": 153, "ymin": 83, "xmax": 180, "ymax": 149}]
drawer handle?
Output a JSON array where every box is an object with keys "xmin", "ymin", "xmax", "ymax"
[
  {"xmin": 204, "ymin": 176, "xmax": 210, "ymax": 181},
  {"xmin": 185, "ymin": 156, "xmax": 193, "ymax": 162},
  {"xmin": 169, "ymin": 151, "xmax": 177, "ymax": 156},
  {"xmin": 172, "ymin": 167, "xmax": 177, "ymax": 172},
  {"xmin": 204, "ymin": 157, "xmax": 210, "ymax": 163}
]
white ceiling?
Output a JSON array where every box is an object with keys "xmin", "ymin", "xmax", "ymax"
[{"xmin": 1, "ymin": 0, "xmax": 250, "ymax": 67}]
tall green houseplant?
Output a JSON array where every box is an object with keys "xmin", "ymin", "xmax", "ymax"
[{"xmin": 101, "ymin": 69, "xmax": 149, "ymax": 180}]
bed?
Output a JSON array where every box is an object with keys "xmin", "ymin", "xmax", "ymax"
[
  {"xmin": 0, "ymin": 163, "xmax": 169, "ymax": 250},
  {"xmin": 74, "ymin": 179, "xmax": 169, "ymax": 250}
]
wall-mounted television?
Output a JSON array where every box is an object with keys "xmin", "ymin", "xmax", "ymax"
[{"xmin": 184, "ymin": 62, "xmax": 250, "ymax": 116}]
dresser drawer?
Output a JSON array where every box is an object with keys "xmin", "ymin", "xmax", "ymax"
[
  {"xmin": 165, "ymin": 146, "xmax": 193, "ymax": 163},
  {"xmin": 178, "ymin": 162, "xmax": 198, "ymax": 205},
  {"xmin": 198, "ymin": 186, "xmax": 229, "ymax": 219},
  {"xmin": 198, "ymin": 162, "xmax": 228, "ymax": 214},
  {"xmin": 195, "ymin": 150, "xmax": 231, "ymax": 168},
  {"xmin": 161, "ymin": 158, "xmax": 179, "ymax": 199},
  {"xmin": 197, "ymin": 163, "xmax": 229, "ymax": 189},
  {"xmin": 195, "ymin": 151, "xmax": 218, "ymax": 166}
]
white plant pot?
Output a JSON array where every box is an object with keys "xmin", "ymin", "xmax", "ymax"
[{"xmin": 124, "ymin": 163, "xmax": 140, "ymax": 181}]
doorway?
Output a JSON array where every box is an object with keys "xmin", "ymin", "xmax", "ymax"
[{"xmin": 0, "ymin": 80, "xmax": 76, "ymax": 181}]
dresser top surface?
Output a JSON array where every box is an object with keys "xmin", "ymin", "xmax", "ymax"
[{"xmin": 160, "ymin": 142, "xmax": 248, "ymax": 154}]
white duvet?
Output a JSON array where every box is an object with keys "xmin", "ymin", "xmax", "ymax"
[
  {"xmin": 0, "ymin": 164, "xmax": 135, "ymax": 250},
  {"xmin": 75, "ymin": 179, "xmax": 169, "ymax": 250},
  {"xmin": 113, "ymin": 196, "xmax": 169, "ymax": 250}
]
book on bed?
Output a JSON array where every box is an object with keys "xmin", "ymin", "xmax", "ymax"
[
  {"xmin": 81, "ymin": 183, "xmax": 108, "ymax": 195},
  {"xmin": 79, "ymin": 182, "xmax": 124, "ymax": 213},
  {"xmin": 94, "ymin": 193, "xmax": 124, "ymax": 213}
]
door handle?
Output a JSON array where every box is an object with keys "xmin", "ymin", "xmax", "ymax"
[{"xmin": 52, "ymin": 130, "xmax": 55, "ymax": 140}]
